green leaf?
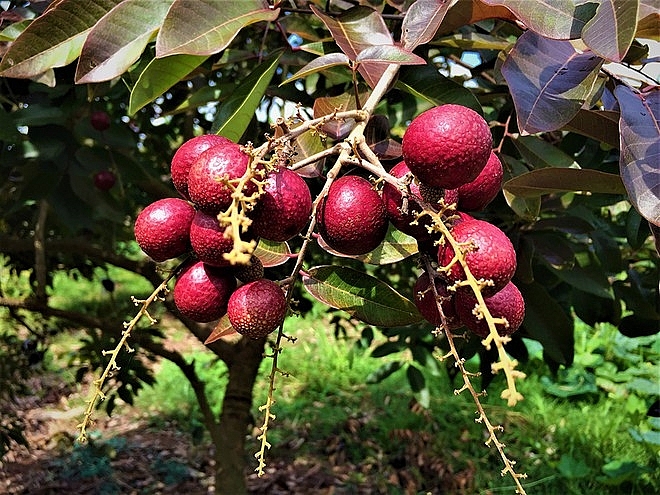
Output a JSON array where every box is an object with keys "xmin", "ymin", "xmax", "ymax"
[
  {"xmin": 354, "ymin": 224, "xmax": 418, "ymax": 265},
  {"xmin": 210, "ymin": 51, "xmax": 282, "ymax": 141},
  {"xmin": 156, "ymin": 0, "xmax": 280, "ymax": 57},
  {"xmin": 582, "ymin": 0, "xmax": 638, "ymax": 62},
  {"xmin": 615, "ymin": 85, "xmax": 660, "ymax": 227},
  {"xmin": 563, "ymin": 109, "xmax": 620, "ymax": 149},
  {"xmin": 302, "ymin": 265, "xmax": 423, "ymax": 327},
  {"xmin": 434, "ymin": 32, "xmax": 512, "ymax": 51},
  {"xmin": 253, "ymin": 239, "xmax": 291, "ymax": 268},
  {"xmin": 401, "ymin": 0, "xmax": 455, "ymax": 51},
  {"xmin": 557, "ymin": 454, "xmax": 592, "ymax": 479},
  {"xmin": 396, "ymin": 64, "xmax": 482, "ymax": 114},
  {"xmin": 280, "ymin": 53, "xmax": 350, "ymax": 86},
  {"xmin": 365, "ymin": 360, "xmax": 403, "ymax": 383},
  {"xmin": 406, "ymin": 365, "xmax": 426, "ymax": 393},
  {"xmin": 503, "ymin": 168, "xmax": 626, "ymax": 198},
  {"xmin": 75, "ymin": 0, "xmax": 174, "ymax": 83},
  {"xmin": 541, "ymin": 368, "xmax": 598, "ymax": 398},
  {"xmin": 371, "ymin": 341, "xmax": 406, "ymax": 358},
  {"xmin": 549, "ymin": 263, "xmax": 614, "ymax": 300},
  {"xmin": 513, "ymin": 135, "xmax": 580, "ymax": 169},
  {"xmin": 0, "ymin": 0, "xmax": 122, "ymax": 78},
  {"xmin": 128, "ymin": 53, "xmax": 208, "ymax": 115},
  {"xmin": 0, "ymin": 20, "xmax": 32, "ymax": 42}
]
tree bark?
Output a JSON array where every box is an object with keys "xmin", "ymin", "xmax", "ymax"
[{"xmin": 214, "ymin": 337, "xmax": 266, "ymax": 495}]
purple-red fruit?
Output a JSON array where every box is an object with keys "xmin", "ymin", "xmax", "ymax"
[
  {"xmin": 316, "ymin": 175, "xmax": 388, "ymax": 256},
  {"xmin": 187, "ymin": 141, "xmax": 254, "ymax": 214},
  {"xmin": 189, "ymin": 210, "xmax": 235, "ymax": 267},
  {"xmin": 171, "ymin": 134, "xmax": 232, "ymax": 199},
  {"xmin": 227, "ymin": 278, "xmax": 287, "ymax": 339},
  {"xmin": 173, "ymin": 261, "xmax": 237, "ymax": 323},
  {"xmin": 456, "ymin": 151, "xmax": 503, "ymax": 212},
  {"xmin": 413, "ymin": 272, "xmax": 461, "ymax": 330},
  {"xmin": 437, "ymin": 218, "xmax": 516, "ymax": 296},
  {"xmin": 251, "ymin": 167, "xmax": 312, "ymax": 242},
  {"xmin": 454, "ymin": 281, "xmax": 525, "ymax": 338},
  {"xmin": 402, "ymin": 104, "xmax": 492, "ymax": 190},
  {"xmin": 90, "ymin": 110, "xmax": 111, "ymax": 131},
  {"xmin": 93, "ymin": 170, "xmax": 116, "ymax": 191},
  {"xmin": 134, "ymin": 198, "xmax": 195, "ymax": 262}
]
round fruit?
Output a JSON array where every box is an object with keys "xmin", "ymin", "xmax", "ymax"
[
  {"xmin": 382, "ymin": 161, "xmax": 432, "ymax": 240},
  {"xmin": 413, "ymin": 272, "xmax": 461, "ymax": 330},
  {"xmin": 227, "ymin": 278, "xmax": 287, "ymax": 339},
  {"xmin": 454, "ymin": 281, "xmax": 525, "ymax": 338},
  {"xmin": 456, "ymin": 151, "xmax": 503, "ymax": 212},
  {"xmin": 251, "ymin": 166, "xmax": 312, "ymax": 242},
  {"xmin": 134, "ymin": 198, "xmax": 195, "ymax": 262},
  {"xmin": 232, "ymin": 255, "xmax": 264, "ymax": 283},
  {"xmin": 90, "ymin": 110, "xmax": 111, "ymax": 131},
  {"xmin": 402, "ymin": 104, "xmax": 492, "ymax": 190},
  {"xmin": 316, "ymin": 175, "xmax": 388, "ymax": 255},
  {"xmin": 189, "ymin": 210, "xmax": 234, "ymax": 267},
  {"xmin": 171, "ymin": 134, "xmax": 232, "ymax": 199},
  {"xmin": 438, "ymin": 218, "xmax": 516, "ymax": 296},
  {"xmin": 173, "ymin": 261, "xmax": 237, "ymax": 323},
  {"xmin": 93, "ymin": 170, "xmax": 116, "ymax": 191},
  {"xmin": 187, "ymin": 141, "xmax": 254, "ymax": 214}
]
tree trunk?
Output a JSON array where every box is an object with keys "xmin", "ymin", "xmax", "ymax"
[{"xmin": 213, "ymin": 337, "xmax": 265, "ymax": 495}]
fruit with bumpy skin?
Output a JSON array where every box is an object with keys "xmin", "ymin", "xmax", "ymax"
[
  {"xmin": 382, "ymin": 161, "xmax": 432, "ymax": 241},
  {"xmin": 90, "ymin": 110, "xmax": 111, "ymax": 131},
  {"xmin": 173, "ymin": 261, "xmax": 237, "ymax": 323},
  {"xmin": 187, "ymin": 141, "xmax": 254, "ymax": 214},
  {"xmin": 227, "ymin": 278, "xmax": 287, "ymax": 339},
  {"xmin": 232, "ymin": 255, "xmax": 264, "ymax": 283},
  {"xmin": 456, "ymin": 151, "xmax": 503, "ymax": 212},
  {"xmin": 134, "ymin": 198, "xmax": 195, "ymax": 262},
  {"xmin": 402, "ymin": 104, "xmax": 492, "ymax": 190},
  {"xmin": 438, "ymin": 218, "xmax": 516, "ymax": 296},
  {"xmin": 251, "ymin": 166, "xmax": 312, "ymax": 242},
  {"xmin": 413, "ymin": 272, "xmax": 461, "ymax": 330},
  {"xmin": 171, "ymin": 134, "xmax": 232, "ymax": 199},
  {"xmin": 454, "ymin": 281, "xmax": 525, "ymax": 338},
  {"xmin": 189, "ymin": 210, "xmax": 258, "ymax": 267},
  {"xmin": 93, "ymin": 170, "xmax": 116, "ymax": 191},
  {"xmin": 317, "ymin": 175, "xmax": 388, "ymax": 256}
]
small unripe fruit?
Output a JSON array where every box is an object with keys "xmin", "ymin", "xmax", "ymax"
[
  {"xmin": 173, "ymin": 261, "xmax": 237, "ymax": 323},
  {"xmin": 134, "ymin": 198, "xmax": 195, "ymax": 262},
  {"xmin": 227, "ymin": 278, "xmax": 287, "ymax": 339},
  {"xmin": 187, "ymin": 141, "xmax": 254, "ymax": 214},
  {"xmin": 171, "ymin": 134, "xmax": 232, "ymax": 199},
  {"xmin": 251, "ymin": 167, "xmax": 312, "ymax": 242},
  {"xmin": 413, "ymin": 272, "xmax": 461, "ymax": 330},
  {"xmin": 93, "ymin": 170, "xmax": 116, "ymax": 191},
  {"xmin": 454, "ymin": 281, "xmax": 525, "ymax": 338},
  {"xmin": 456, "ymin": 151, "xmax": 503, "ymax": 212},
  {"xmin": 232, "ymin": 255, "xmax": 264, "ymax": 283},
  {"xmin": 317, "ymin": 175, "xmax": 388, "ymax": 255},
  {"xmin": 402, "ymin": 104, "xmax": 492, "ymax": 190},
  {"xmin": 438, "ymin": 218, "xmax": 516, "ymax": 296},
  {"xmin": 90, "ymin": 110, "xmax": 111, "ymax": 131}
]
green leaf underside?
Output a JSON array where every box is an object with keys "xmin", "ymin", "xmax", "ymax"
[
  {"xmin": 254, "ymin": 239, "xmax": 291, "ymax": 268},
  {"xmin": 615, "ymin": 85, "xmax": 660, "ymax": 227},
  {"xmin": 502, "ymin": 31, "xmax": 604, "ymax": 134},
  {"xmin": 503, "ymin": 168, "xmax": 626, "ymax": 198},
  {"xmin": 481, "ymin": 0, "xmax": 595, "ymax": 39},
  {"xmin": 128, "ymin": 53, "xmax": 209, "ymax": 115},
  {"xmin": 281, "ymin": 53, "xmax": 350, "ymax": 86},
  {"xmin": 76, "ymin": 0, "xmax": 175, "ymax": 83},
  {"xmin": 302, "ymin": 265, "xmax": 422, "ymax": 327},
  {"xmin": 211, "ymin": 51, "xmax": 282, "ymax": 142},
  {"xmin": 513, "ymin": 135, "xmax": 580, "ymax": 168},
  {"xmin": 582, "ymin": 0, "xmax": 638, "ymax": 62},
  {"xmin": 401, "ymin": 0, "xmax": 454, "ymax": 51},
  {"xmin": 355, "ymin": 45, "xmax": 425, "ymax": 65},
  {"xmin": 0, "ymin": 0, "xmax": 122, "ymax": 78},
  {"xmin": 156, "ymin": 0, "xmax": 280, "ymax": 57}
]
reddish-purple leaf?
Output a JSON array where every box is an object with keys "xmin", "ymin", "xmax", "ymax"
[
  {"xmin": 582, "ymin": 0, "xmax": 638, "ymax": 62},
  {"xmin": 204, "ymin": 314, "xmax": 237, "ymax": 344},
  {"xmin": 309, "ymin": 4, "xmax": 392, "ymax": 88},
  {"xmin": 280, "ymin": 53, "xmax": 350, "ymax": 86},
  {"xmin": 501, "ymin": 30, "xmax": 603, "ymax": 134},
  {"xmin": 401, "ymin": 0, "xmax": 455, "ymax": 50},
  {"xmin": 615, "ymin": 85, "xmax": 660, "ymax": 227}
]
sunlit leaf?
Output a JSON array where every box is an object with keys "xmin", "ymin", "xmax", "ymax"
[
  {"xmin": 503, "ymin": 168, "xmax": 626, "ymax": 197},
  {"xmin": 401, "ymin": 0, "xmax": 455, "ymax": 50},
  {"xmin": 637, "ymin": 2, "xmax": 660, "ymax": 40},
  {"xmin": 582, "ymin": 0, "xmax": 638, "ymax": 62},
  {"xmin": 396, "ymin": 64, "xmax": 482, "ymax": 113},
  {"xmin": 439, "ymin": 0, "xmax": 518, "ymax": 35},
  {"xmin": 76, "ymin": 0, "xmax": 174, "ymax": 83},
  {"xmin": 302, "ymin": 265, "xmax": 423, "ymax": 327},
  {"xmin": 356, "ymin": 45, "xmax": 425, "ymax": 65},
  {"xmin": 156, "ymin": 0, "xmax": 280, "ymax": 57},
  {"xmin": 280, "ymin": 53, "xmax": 350, "ymax": 86},
  {"xmin": 501, "ymin": 31, "xmax": 604, "ymax": 134},
  {"xmin": 481, "ymin": 0, "xmax": 596, "ymax": 39},
  {"xmin": 615, "ymin": 85, "xmax": 660, "ymax": 227},
  {"xmin": 204, "ymin": 314, "xmax": 237, "ymax": 344},
  {"xmin": 0, "ymin": 19, "xmax": 31, "ymax": 42},
  {"xmin": 0, "ymin": 0, "xmax": 121, "ymax": 78},
  {"xmin": 210, "ymin": 51, "xmax": 282, "ymax": 142},
  {"xmin": 310, "ymin": 4, "xmax": 392, "ymax": 88},
  {"xmin": 434, "ymin": 32, "xmax": 512, "ymax": 51},
  {"xmin": 354, "ymin": 225, "xmax": 418, "ymax": 265},
  {"xmin": 513, "ymin": 135, "xmax": 580, "ymax": 169},
  {"xmin": 253, "ymin": 239, "xmax": 291, "ymax": 267}
]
